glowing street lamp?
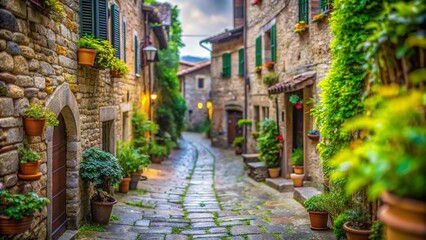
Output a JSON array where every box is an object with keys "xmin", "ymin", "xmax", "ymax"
[
  {"xmin": 151, "ymin": 92, "xmax": 157, "ymax": 100},
  {"xmin": 198, "ymin": 102, "xmax": 203, "ymax": 109}
]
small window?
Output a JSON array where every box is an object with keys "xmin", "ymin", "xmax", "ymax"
[
  {"xmin": 222, "ymin": 53, "xmax": 231, "ymax": 78},
  {"xmin": 197, "ymin": 78, "xmax": 205, "ymax": 89},
  {"xmin": 262, "ymin": 106, "xmax": 269, "ymax": 120},
  {"xmin": 238, "ymin": 48, "xmax": 244, "ymax": 76},
  {"xmin": 298, "ymin": 0, "xmax": 309, "ymax": 23},
  {"xmin": 254, "ymin": 106, "xmax": 260, "ymax": 130},
  {"xmin": 264, "ymin": 30, "xmax": 271, "ymax": 63}
]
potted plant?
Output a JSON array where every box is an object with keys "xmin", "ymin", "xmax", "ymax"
[
  {"xmin": 307, "ymin": 130, "xmax": 320, "ymax": 141},
  {"xmin": 312, "ymin": 12, "xmax": 328, "ymax": 23},
  {"xmin": 77, "ymin": 34, "xmax": 97, "ymax": 66},
  {"xmin": 290, "ymin": 147, "xmax": 304, "ymax": 174},
  {"xmin": 22, "ymin": 103, "xmax": 59, "ymax": 136},
  {"xmin": 254, "ymin": 66, "xmax": 262, "ymax": 74},
  {"xmin": 92, "ymin": 37, "xmax": 116, "ymax": 69},
  {"xmin": 111, "ymin": 58, "xmax": 129, "ymax": 78},
  {"xmin": 289, "ymin": 94, "xmax": 303, "ymax": 109},
  {"xmin": 29, "ymin": 0, "xmax": 64, "ymax": 16},
  {"xmin": 304, "ymin": 194, "xmax": 329, "ymax": 230},
  {"xmin": 18, "ymin": 145, "xmax": 42, "ymax": 181},
  {"xmin": 80, "ymin": 148, "xmax": 123, "ymax": 224},
  {"xmin": 150, "ymin": 143, "xmax": 167, "ymax": 164},
  {"xmin": 262, "ymin": 73, "xmax": 279, "ymax": 87},
  {"xmin": 116, "ymin": 141, "xmax": 146, "ymax": 193},
  {"xmin": 237, "ymin": 119, "xmax": 252, "ymax": 128},
  {"xmin": 0, "ymin": 190, "xmax": 49, "ymax": 235},
  {"xmin": 294, "ymin": 20, "xmax": 309, "ymax": 33},
  {"xmin": 256, "ymin": 119, "xmax": 281, "ymax": 178},
  {"xmin": 343, "ymin": 209, "xmax": 372, "ymax": 240},
  {"xmin": 264, "ymin": 61, "xmax": 275, "ymax": 69},
  {"xmin": 232, "ymin": 136, "xmax": 244, "ymax": 155}
]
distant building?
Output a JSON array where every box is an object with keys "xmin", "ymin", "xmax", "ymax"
[{"xmin": 178, "ymin": 61, "xmax": 211, "ymax": 130}]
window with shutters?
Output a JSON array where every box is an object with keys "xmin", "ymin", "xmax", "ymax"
[
  {"xmin": 134, "ymin": 34, "xmax": 140, "ymax": 75},
  {"xmin": 111, "ymin": 4, "xmax": 120, "ymax": 58},
  {"xmin": 255, "ymin": 36, "xmax": 262, "ymax": 67},
  {"xmin": 298, "ymin": 0, "xmax": 309, "ymax": 23},
  {"xmin": 270, "ymin": 25, "xmax": 276, "ymax": 63},
  {"xmin": 238, "ymin": 48, "xmax": 244, "ymax": 76},
  {"xmin": 197, "ymin": 77, "xmax": 205, "ymax": 89},
  {"xmin": 80, "ymin": 0, "xmax": 108, "ymax": 40},
  {"xmin": 320, "ymin": 0, "xmax": 333, "ymax": 12},
  {"xmin": 263, "ymin": 25, "xmax": 276, "ymax": 64},
  {"xmin": 122, "ymin": 17, "xmax": 126, "ymax": 62},
  {"xmin": 222, "ymin": 52, "xmax": 231, "ymax": 78}
]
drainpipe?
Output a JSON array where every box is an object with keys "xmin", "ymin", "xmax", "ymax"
[
  {"xmin": 199, "ymin": 40, "xmax": 212, "ymax": 53},
  {"xmin": 243, "ymin": 0, "xmax": 249, "ymax": 154}
]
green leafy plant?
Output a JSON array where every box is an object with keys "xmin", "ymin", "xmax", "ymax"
[
  {"xmin": 150, "ymin": 143, "xmax": 168, "ymax": 158},
  {"xmin": 126, "ymin": 201, "xmax": 155, "ymax": 209},
  {"xmin": 256, "ymin": 119, "xmax": 280, "ymax": 168},
  {"xmin": 92, "ymin": 37, "xmax": 116, "ymax": 69},
  {"xmin": 262, "ymin": 73, "xmax": 279, "ymax": 87},
  {"xmin": 345, "ymin": 209, "xmax": 370, "ymax": 230},
  {"xmin": 289, "ymin": 95, "xmax": 302, "ymax": 105},
  {"xmin": 232, "ymin": 136, "xmax": 244, "ymax": 148},
  {"xmin": 294, "ymin": 20, "xmax": 309, "ymax": 33},
  {"xmin": 23, "ymin": 103, "xmax": 59, "ymax": 127},
  {"xmin": 369, "ymin": 221, "xmax": 384, "ymax": 240},
  {"xmin": 78, "ymin": 224, "xmax": 105, "ymax": 235},
  {"xmin": 333, "ymin": 212, "xmax": 348, "ymax": 240},
  {"xmin": 77, "ymin": 34, "xmax": 98, "ymax": 50},
  {"xmin": 290, "ymin": 147, "xmax": 303, "ymax": 166},
  {"xmin": 0, "ymin": 190, "xmax": 49, "ymax": 220},
  {"xmin": 111, "ymin": 58, "xmax": 129, "ymax": 76},
  {"xmin": 80, "ymin": 148, "xmax": 123, "ymax": 201},
  {"xmin": 304, "ymin": 194, "xmax": 326, "ymax": 212},
  {"xmin": 251, "ymin": 131, "xmax": 260, "ymax": 139},
  {"xmin": 237, "ymin": 119, "xmax": 252, "ymax": 127},
  {"xmin": 44, "ymin": 0, "xmax": 64, "ymax": 16},
  {"xmin": 321, "ymin": 189, "xmax": 349, "ymax": 220},
  {"xmin": 18, "ymin": 145, "xmax": 40, "ymax": 163},
  {"xmin": 117, "ymin": 141, "xmax": 149, "ymax": 177}
]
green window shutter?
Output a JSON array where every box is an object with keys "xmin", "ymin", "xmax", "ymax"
[
  {"xmin": 96, "ymin": 0, "xmax": 108, "ymax": 40},
  {"xmin": 255, "ymin": 36, "xmax": 262, "ymax": 67},
  {"xmin": 270, "ymin": 24, "xmax": 276, "ymax": 63},
  {"xmin": 111, "ymin": 4, "xmax": 120, "ymax": 58},
  {"xmin": 122, "ymin": 20, "xmax": 126, "ymax": 62},
  {"xmin": 298, "ymin": 0, "xmax": 309, "ymax": 23},
  {"xmin": 80, "ymin": 0, "xmax": 94, "ymax": 36},
  {"xmin": 222, "ymin": 53, "xmax": 231, "ymax": 78},
  {"xmin": 135, "ymin": 36, "xmax": 140, "ymax": 75},
  {"xmin": 238, "ymin": 48, "xmax": 244, "ymax": 76}
]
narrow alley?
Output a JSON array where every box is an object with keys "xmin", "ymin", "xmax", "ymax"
[{"xmin": 76, "ymin": 133, "xmax": 333, "ymax": 240}]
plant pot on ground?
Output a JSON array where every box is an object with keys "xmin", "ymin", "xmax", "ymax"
[
  {"xmin": 232, "ymin": 136, "xmax": 244, "ymax": 155},
  {"xmin": 77, "ymin": 34, "xmax": 97, "ymax": 66},
  {"xmin": 150, "ymin": 143, "xmax": 167, "ymax": 164},
  {"xmin": 268, "ymin": 167, "xmax": 281, "ymax": 178},
  {"xmin": 291, "ymin": 147, "xmax": 304, "ymax": 174},
  {"xmin": 22, "ymin": 103, "xmax": 59, "ymax": 136},
  {"xmin": 18, "ymin": 146, "xmax": 42, "ymax": 180},
  {"xmin": 0, "ymin": 191, "xmax": 49, "ymax": 235},
  {"xmin": 118, "ymin": 177, "xmax": 131, "ymax": 193},
  {"xmin": 80, "ymin": 148, "xmax": 123, "ymax": 224},
  {"xmin": 304, "ymin": 194, "xmax": 329, "ymax": 230},
  {"xmin": 290, "ymin": 173, "xmax": 304, "ymax": 187},
  {"xmin": 343, "ymin": 209, "xmax": 372, "ymax": 240}
]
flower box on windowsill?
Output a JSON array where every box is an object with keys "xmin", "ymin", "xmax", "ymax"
[
  {"xmin": 264, "ymin": 62, "xmax": 275, "ymax": 70},
  {"xmin": 294, "ymin": 21, "xmax": 309, "ymax": 33},
  {"xmin": 254, "ymin": 66, "xmax": 262, "ymax": 74}
]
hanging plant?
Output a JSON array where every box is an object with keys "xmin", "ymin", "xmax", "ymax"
[
  {"xmin": 262, "ymin": 73, "xmax": 279, "ymax": 87},
  {"xmin": 312, "ymin": 12, "xmax": 328, "ymax": 23},
  {"xmin": 295, "ymin": 21, "xmax": 309, "ymax": 33},
  {"xmin": 254, "ymin": 66, "xmax": 262, "ymax": 74},
  {"xmin": 289, "ymin": 94, "xmax": 303, "ymax": 109}
]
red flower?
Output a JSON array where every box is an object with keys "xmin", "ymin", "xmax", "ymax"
[{"xmin": 277, "ymin": 135, "xmax": 284, "ymax": 141}]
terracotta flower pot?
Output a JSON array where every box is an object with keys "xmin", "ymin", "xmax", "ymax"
[
  {"xmin": 20, "ymin": 160, "xmax": 41, "ymax": 175},
  {"xmin": 379, "ymin": 192, "xmax": 426, "ymax": 240},
  {"xmin": 111, "ymin": 70, "xmax": 122, "ymax": 78},
  {"xmin": 293, "ymin": 165, "xmax": 304, "ymax": 174},
  {"xmin": 290, "ymin": 173, "xmax": 304, "ymax": 187},
  {"xmin": 91, "ymin": 198, "xmax": 117, "ymax": 225},
  {"xmin": 343, "ymin": 222, "xmax": 372, "ymax": 240},
  {"xmin": 77, "ymin": 48, "xmax": 96, "ymax": 66},
  {"xmin": 307, "ymin": 134, "xmax": 320, "ymax": 141},
  {"xmin": 235, "ymin": 146, "xmax": 243, "ymax": 155},
  {"xmin": 118, "ymin": 177, "xmax": 131, "ymax": 193},
  {"xmin": 268, "ymin": 168, "xmax": 280, "ymax": 178},
  {"xmin": 23, "ymin": 117, "xmax": 46, "ymax": 136},
  {"xmin": 0, "ymin": 215, "xmax": 34, "ymax": 235},
  {"xmin": 308, "ymin": 211, "xmax": 329, "ymax": 230}
]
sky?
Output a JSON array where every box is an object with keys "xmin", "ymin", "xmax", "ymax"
[{"xmin": 165, "ymin": 0, "xmax": 233, "ymax": 58}]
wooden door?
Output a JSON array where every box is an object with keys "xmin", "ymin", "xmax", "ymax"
[
  {"xmin": 52, "ymin": 113, "xmax": 67, "ymax": 240},
  {"xmin": 227, "ymin": 110, "xmax": 243, "ymax": 145},
  {"xmin": 292, "ymin": 105, "xmax": 304, "ymax": 149}
]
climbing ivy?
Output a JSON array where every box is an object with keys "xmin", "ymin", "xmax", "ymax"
[{"xmin": 313, "ymin": 0, "xmax": 396, "ymax": 179}]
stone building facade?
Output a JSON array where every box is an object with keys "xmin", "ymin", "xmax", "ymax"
[
  {"xmin": 178, "ymin": 61, "xmax": 211, "ymax": 130},
  {"xmin": 0, "ymin": 0, "xmax": 168, "ymax": 239},
  {"xmin": 245, "ymin": 0, "xmax": 332, "ymax": 186}
]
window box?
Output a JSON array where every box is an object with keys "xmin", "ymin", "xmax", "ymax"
[
  {"xmin": 294, "ymin": 21, "xmax": 309, "ymax": 33},
  {"xmin": 254, "ymin": 66, "xmax": 262, "ymax": 74}
]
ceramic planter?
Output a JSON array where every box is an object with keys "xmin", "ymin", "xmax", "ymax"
[
  {"xmin": 290, "ymin": 173, "xmax": 304, "ymax": 187},
  {"xmin": 23, "ymin": 117, "xmax": 46, "ymax": 136},
  {"xmin": 343, "ymin": 222, "xmax": 372, "ymax": 240},
  {"xmin": 308, "ymin": 211, "xmax": 329, "ymax": 230},
  {"xmin": 77, "ymin": 48, "xmax": 96, "ymax": 66},
  {"xmin": 20, "ymin": 160, "xmax": 41, "ymax": 175},
  {"xmin": 379, "ymin": 192, "xmax": 426, "ymax": 240},
  {"xmin": 118, "ymin": 177, "xmax": 131, "ymax": 193},
  {"xmin": 235, "ymin": 146, "xmax": 243, "ymax": 155},
  {"xmin": 0, "ymin": 215, "xmax": 33, "ymax": 235},
  {"xmin": 268, "ymin": 168, "xmax": 280, "ymax": 178},
  {"xmin": 293, "ymin": 165, "xmax": 304, "ymax": 174},
  {"xmin": 129, "ymin": 170, "xmax": 142, "ymax": 190},
  {"xmin": 91, "ymin": 198, "xmax": 117, "ymax": 225},
  {"xmin": 307, "ymin": 134, "xmax": 320, "ymax": 141}
]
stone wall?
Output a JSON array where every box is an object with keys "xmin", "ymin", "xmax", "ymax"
[
  {"xmin": 182, "ymin": 66, "xmax": 211, "ymax": 129},
  {"xmin": 210, "ymin": 36, "xmax": 244, "ymax": 148},
  {"xmin": 245, "ymin": 0, "xmax": 332, "ymax": 186}
]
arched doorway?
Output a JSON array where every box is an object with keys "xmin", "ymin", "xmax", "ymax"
[{"xmin": 52, "ymin": 113, "xmax": 67, "ymax": 240}]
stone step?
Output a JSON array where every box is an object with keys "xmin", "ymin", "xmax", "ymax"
[
  {"xmin": 247, "ymin": 161, "xmax": 268, "ymax": 182},
  {"xmin": 242, "ymin": 153, "xmax": 259, "ymax": 164},
  {"xmin": 293, "ymin": 187, "xmax": 322, "ymax": 205},
  {"xmin": 265, "ymin": 178, "xmax": 294, "ymax": 192}
]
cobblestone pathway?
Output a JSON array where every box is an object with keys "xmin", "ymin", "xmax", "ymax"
[{"xmin": 77, "ymin": 133, "xmax": 333, "ymax": 240}]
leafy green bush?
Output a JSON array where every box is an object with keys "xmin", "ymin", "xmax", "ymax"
[
  {"xmin": 256, "ymin": 119, "xmax": 281, "ymax": 168},
  {"xmin": 369, "ymin": 221, "xmax": 384, "ymax": 240},
  {"xmin": 80, "ymin": 148, "xmax": 123, "ymax": 201},
  {"xmin": 321, "ymin": 189, "xmax": 349, "ymax": 220},
  {"xmin": 333, "ymin": 212, "xmax": 348, "ymax": 240},
  {"xmin": 290, "ymin": 147, "xmax": 303, "ymax": 166},
  {"xmin": 237, "ymin": 119, "xmax": 252, "ymax": 127},
  {"xmin": 132, "ymin": 109, "xmax": 157, "ymax": 151},
  {"xmin": 23, "ymin": 103, "xmax": 59, "ymax": 127},
  {"xmin": 345, "ymin": 209, "xmax": 370, "ymax": 230},
  {"xmin": 77, "ymin": 34, "xmax": 98, "ymax": 50},
  {"xmin": 232, "ymin": 136, "xmax": 244, "ymax": 147},
  {"xmin": 117, "ymin": 141, "xmax": 149, "ymax": 177},
  {"xmin": 150, "ymin": 143, "xmax": 168, "ymax": 158},
  {"xmin": 262, "ymin": 73, "xmax": 279, "ymax": 87},
  {"xmin": 44, "ymin": 0, "xmax": 64, "ymax": 15},
  {"xmin": 92, "ymin": 37, "xmax": 116, "ymax": 69},
  {"xmin": 304, "ymin": 194, "xmax": 326, "ymax": 212},
  {"xmin": 18, "ymin": 145, "xmax": 40, "ymax": 163},
  {"xmin": 0, "ymin": 190, "xmax": 49, "ymax": 220},
  {"xmin": 111, "ymin": 58, "xmax": 129, "ymax": 76}
]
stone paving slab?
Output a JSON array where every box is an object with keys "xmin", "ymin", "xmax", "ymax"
[{"xmin": 230, "ymin": 225, "xmax": 263, "ymax": 235}]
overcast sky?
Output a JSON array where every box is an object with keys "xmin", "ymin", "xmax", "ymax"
[{"xmin": 165, "ymin": 0, "xmax": 233, "ymax": 58}]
